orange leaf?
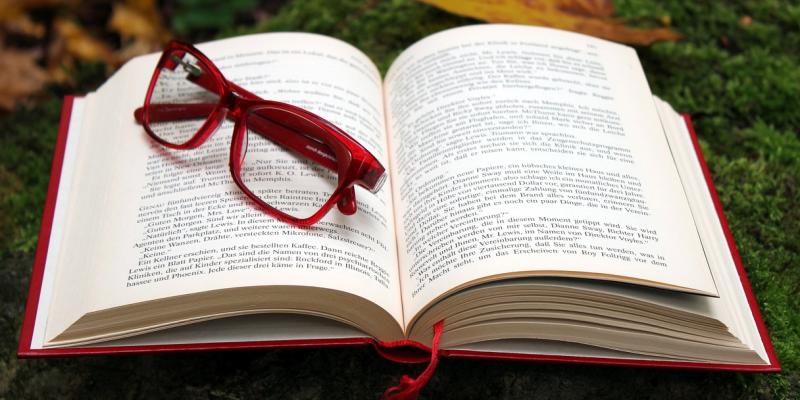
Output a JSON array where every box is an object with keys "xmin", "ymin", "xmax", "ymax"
[
  {"xmin": 418, "ymin": 0, "xmax": 681, "ymax": 46},
  {"xmin": 51, "ymin": 18, "xmax": 116, "ymax": 65},
  {"xmin": 109, "ymin": 0, "xmax": 171, "ymax": 61},
  {"xmin": 739, "ymin": 15, "xmax": 752, "ymax": 28},
  {"xmin": 0, "ymin": 45, "xmax": 48, "ymax": 110},
  {"xmin": 0, "ymin": 1, "xmax": 45, "ymax": 37},
  {"xmin": 559, "ymin": 0, "xmax": 614, "ymax": 18}
]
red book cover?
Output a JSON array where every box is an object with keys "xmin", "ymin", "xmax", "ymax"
[{"xmin": 18, "ymin": 96, "xmax": 780, "ymax": 373}]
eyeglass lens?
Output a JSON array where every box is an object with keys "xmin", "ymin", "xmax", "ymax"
[
  {"xmin": 148, "ymin": 50, "xmax": 220, "ymax": 146},
  {"xmin": 240, "ymin": 106, "xmax": 341, "ymax": 219}
]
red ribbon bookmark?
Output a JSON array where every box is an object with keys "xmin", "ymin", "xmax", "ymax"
[{"xmin": 381, "ymin": 320, "xmax": 445, "ymax": 400}]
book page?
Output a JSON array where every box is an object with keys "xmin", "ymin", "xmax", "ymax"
[
  {"xmin": 383, "ymin": 25, "xmax": 717, "ymax": 324},
  {"xmin": 45, "ymin": 33, "xmax": 402, "ymax": 340}
]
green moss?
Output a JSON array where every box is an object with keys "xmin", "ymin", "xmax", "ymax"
[
  {"xmin": 0, "ymin": 98, "xmax": 62, "ymax": 254},
  {"xmin": 705, "ymin": 122, "xmax": 800, "ymax": 372},
  {"xmin": 1, "ymin": 0, "xmax": 799, "ymax": 398},
  {"xmin": 171, "ymin": 0, "xmax": 260, "ymax": 36}
]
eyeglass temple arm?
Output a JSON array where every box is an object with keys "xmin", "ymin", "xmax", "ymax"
[
  {"xmin": 214, "ymin": 83, "xmax": 344, "ymax": 174},
  {"xmin": 134, "ymin": 104, "xmax": 339, "ymax": 170},
  {"xmin": 229, "ymin": 82, "xmax": 386, "ymax": 192},
  {"xmin": 218, "ymin": 81, "xmax": 386, "ymax": 194},
  {"xmin": 241, "ymin": 109, "xmax": 372, "ymax": 216}
]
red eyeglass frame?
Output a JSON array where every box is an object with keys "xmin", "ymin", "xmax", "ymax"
[{"xmin": 133, "ymin": 40, "xmax": 387, "ymax": 227}]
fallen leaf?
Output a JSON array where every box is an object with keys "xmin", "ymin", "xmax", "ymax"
[
  {"xmin": 1, "ymin": 13, "xmax": 45, "ymax": 37},
  {"xmin": 0, "ymin": 0, "xmax": 47, "ymax": 37},
  {"xmin": 109, "ymin": 0, "xmax": 171, "ymax": 61},
  {"xmin": 50, "ymin": 18, "xmax": 116, "ymax": 65},
  {"xmin": 418, "ymin": 0, "xmax": 682, "ymax": 45},
  {"xmin": 46, "ymin": 16, "xmax": 118, "ymax": 84},
  {"xmin": 558, "ymin": 0, "xmax": 614, "ymax": 18},
  {"xmin": 0, "ymin": 44, "xmax": 48, "ymax": 110},
  {"xmin": 739, "ymin": 15, "xmax": 752, "ymax": 28},
  {"xmin": 46, "ymin": 18, "xmax": 116, "ymax": 84},
  {"xmin": 0, "ymin": 0, "xmax": 171, "ymax": 109}
]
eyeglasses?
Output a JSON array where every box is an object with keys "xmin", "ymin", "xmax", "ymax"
[{"xmin": 133, "ymin": 40, "xmax": 387, "ymax": 227}]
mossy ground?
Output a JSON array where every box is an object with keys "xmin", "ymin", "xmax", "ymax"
[{"xmin": 1, "ymin": 0, "xmax": 798, "ymax": 398}]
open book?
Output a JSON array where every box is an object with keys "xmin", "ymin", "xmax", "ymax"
[{"xmin": 19, "ymin": 24, "xmax": 778, "ymax": 370}]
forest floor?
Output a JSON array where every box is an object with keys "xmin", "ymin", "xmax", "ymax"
[{"xmin": 1, "ymin": 1, "xmax": 798, "ymax": 398}]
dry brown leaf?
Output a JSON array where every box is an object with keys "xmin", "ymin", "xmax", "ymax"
[
  {"xmin": 0, "ymin": 1, "xmax": 44, "ymax": 37},
  {"xmin": 418, "ymin": 0, "xmax": 682, "ymax": 45},
  {"xmin": 48, "ymin": 17, "xmax": 116, "ymax": 78},
  {"xmin": 558, "ymin": 0, "xmax": 614, "ymax": 18},
  {"xmin": 1, "ymin": 14, "xmax": 44, "ymax": 37},
  {"xmin": 0, "ymin": 44, "xmax": 48, "ymax": 110},
  {"xmin": 109, "ymin": 0, "xmax": 171, "ymax": 61}
]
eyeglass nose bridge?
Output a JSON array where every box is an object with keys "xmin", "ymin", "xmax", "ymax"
[{"xmin": 223, "ymin": 91, "xmax": 255, "ymax": 120}]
